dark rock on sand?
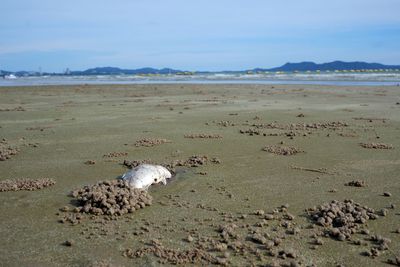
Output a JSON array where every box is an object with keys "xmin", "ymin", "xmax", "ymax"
[{"xmin": 63, "ymin": 240, "xmax": 74, "ymax": 247}]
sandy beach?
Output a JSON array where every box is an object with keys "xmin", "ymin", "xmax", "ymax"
[{"xmin": 0, "ymin": 84, "xmax": 399, "ymax": 266}]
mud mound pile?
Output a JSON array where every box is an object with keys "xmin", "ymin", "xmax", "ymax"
[
  {"xmin": 345, "ymin": 180, "xmax": 367, "ymax": 187},
  {"xmin": 134, "ymin": 138, "xmax": 171, "ymax": 147},
  {"xmin": 123, "ymin": 155, "xmax": 221, "ymax": 172},
  {"xmin": 0, "ymin": 139, "xmax": 19, "ymax": 161},
  {"xmin": 262, "ymin": 145, "xmax": 303, "ymax": 156},
  {"xmin": 360, "ymin": 143, "xmax": 393, "ymax": 149},
  {"xmin": 184, "ymin": 133, "xmax": 222, "ymax": 139},
  {"xmin": 252, "ymin": 121, "xmax": 348, "ymax": 130},
  {"xmin": 182, "ymin": 155, "xmax": 209, "ymax": 167},
  {"xmin": 0, "ymin": 106, "xmax": 25, "ymax": 112},
  {"xmin": 0, "ymin": 178, "xmax": 55, "ymax": 192},
  {"xmin": 124, "ymin": 240, "xmax": 220, "ymax": 265},
  {"xmin": 307, "ymin": 199, "xmax": 378, "ymax": 241},
  {"xmin": 123, "ymin": 159, "xmax": 154, "ymax": 169},
  {"xmin": 216, "ymin": 120, "xmax": 235, "ymax": 127},
  {"xmin": 103, "ymin": 152, "xmax": 128, "ymax": 158},
  {"xmin": 70, "ymin": 180, "xmax": 152, "ymax": 216}
]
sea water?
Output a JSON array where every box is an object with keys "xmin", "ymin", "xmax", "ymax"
[{"xmin": 1, "ymin": 72, "xmax": 400, "ymax": 87}]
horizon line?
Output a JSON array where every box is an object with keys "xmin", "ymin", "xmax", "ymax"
[{"xmin": 2, "ymin": 60, "xmax": 400, "ymax": 73}]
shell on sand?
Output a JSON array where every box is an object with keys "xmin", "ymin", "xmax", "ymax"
[{"xmin": 121, "ymin": 164, "xmax": 172, "ymax": 190}]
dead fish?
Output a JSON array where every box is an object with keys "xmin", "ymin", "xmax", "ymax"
[{"xmin": 121, "ymin": 164, "xmax": 172, "ymax": 190}]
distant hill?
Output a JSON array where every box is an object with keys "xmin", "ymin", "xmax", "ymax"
[
  {"xmin": 255, "ymin": 61, "xmax": 400, "ymax": 72},
  {"xmin": 0, "ymin": 70, "xmax": 12, "ymax": 75},
  {"xmin": 2, "ymin": 61, "xmax": 400, "ymax": 77},
  {"xmin": 70, "ymin": 67, "xmax": 183, "ymax": 75}
]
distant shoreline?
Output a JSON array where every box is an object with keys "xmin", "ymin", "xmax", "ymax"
[
  {"xmin": 2, "ymin": 61, "xmax": 400, "ymax": 77},
  {"xmin": 1, "ymin": 75, "xmax": 400, "ymax": 87}
]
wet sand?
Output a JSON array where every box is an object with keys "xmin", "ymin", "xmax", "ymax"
[{"xmin": 0, "ymin": 84, "xmax": 399, "ymax": 266}]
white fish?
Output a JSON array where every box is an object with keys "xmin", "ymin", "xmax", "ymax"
[{"xmin": 121, "ymin": 164, "xmax": 172, "ymax": 190}]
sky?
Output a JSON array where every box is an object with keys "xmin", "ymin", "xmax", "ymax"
[{"xmin": 1, "ymin": 0, "xmax": 400, "ymax": 72}]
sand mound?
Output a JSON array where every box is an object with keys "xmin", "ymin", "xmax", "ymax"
[
  {"xmin": 124, "ymin": 240, "xmax": 221, "ymax": 265},
  {"xmin": 183, "ymin": 155, "xmax": 209, "ymax": 167},
  {"xmin": 123, "ymin": 159, "xmax": 154, "ymax": 169},
  {"xmin": 0, "ymin": 106, "xmax": 25, "ymax": 112},
  {"xmin": 216, "ymin": 120, "xmax": 235, "ymax": 127},
  {"xmin": 252, "ymin": 121, "xmax": 348, "ymax": 130},
  {"xmin": 89, "ymin": 260, "xmax": 121, "ymax": 267},
  {"xmin": 0, "ymin": 178, "xmax": 55, "ymax": 192},
  {"xmin": 360, "ymin": 143, "xmax": 393, "ymax": 149},
  {"xmin": 122, "ymin": 155, "xmax": 221, "ymax": 172},
  {"xmin": 345, "ymin": 180, "xmax": 367, "ymax": 187},
  {"xmin": 123, "ymin": 204, "xmax": 306, "ymax": 266},
  {"xmin": 184, "ymin": 133, "xmax": 222, "ymax": 139},
  {"xmin": 103, "ymin": 152, "xmax": 128, "ymax": 158},
  {"xmin": 262, "ymin": 145, "xmax": 303, "ymax": 156},
  {"xmin": 307, "ymin": 199, "xmax": 378, "ymax": 241},
  {"xmin": 134, "ymin": 138, "xmax": 171, "ymax": 147},
  {"xmin": 0, "ymin": 139, "xmax": 19, "ymax": 161},
  {"xmin": 70, "ymin": 180, "xmax": 152, "ymax": 216}
]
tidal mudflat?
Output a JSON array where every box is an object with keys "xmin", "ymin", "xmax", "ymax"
[{"xmin": 0, "ymin": 84, "xmax": 399, "ymax": 266}]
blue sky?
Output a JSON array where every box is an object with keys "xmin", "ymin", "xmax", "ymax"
[{"xmin": 1, "ymin": 0, "xmax": 400, "ymax": 72}]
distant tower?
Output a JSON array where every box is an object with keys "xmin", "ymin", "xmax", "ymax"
[{"xmin": 64, "ymin": 68, "xmax": 71, "ymax": 75}]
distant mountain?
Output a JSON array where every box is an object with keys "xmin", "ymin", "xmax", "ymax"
[
  {"xmin": 255, "ymin": 61, "xmax": 400, "ymax": 72},
  {"xmin": 2, "ymin": 61, "xmax": 400, "ymax": 77},
  {"xmin": 70, "ymin": 67, "xmax": 183, "ymax": 75},
  {"xmin": 0, "ymin": 70, "xmax": 12, "ymax": 75}
]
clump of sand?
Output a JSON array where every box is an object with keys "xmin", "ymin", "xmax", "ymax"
[
  {"xmin": 122, "ymin": 155, "xmax": 221, "ymax": 172},
  {"xmin": 169, "ymin": 155, "xmax": 220, "ymax": 168},
  {"xmin": 123, "ymin": 159, "xmax": 154, "ymax": 169},
  {"xmin": 360, "ymin": 143, "xmax": 394, "ymax": 149},
  {"xmin": 103, "ymin": 152, "xmax": 128, "ymax": 158},
  {"xmin": 184, "ymin": 133, "xmax": 222, "ymax": 139},
  {"xmin": 262, "ymin": 145, "xmax": 303, "ymax": 156},
  {"xmin": 134, "ymin": 138, "xmax": 171, "ymax": 147},
  {"xmin": 89, "ymin": 260, "xmax": 121, "ymax": 267},
  {"xmin": 183, "ymin": 155, "xmax": 209, "ymax": 167},
  {"xmin": 124, "ymin": 239, "xmax": 221, "ymax": 265},
  {"xmin": 239, "ymin": 128, "xmax": 262, "ymax": 136},
  {"xmin": 0, "ymin": 178, "xmax": 55, "ymax": 192},
  {"xmin": 345, "ymin": 180, "xmax": 367, "ymax": 187},
  {"xmin": 123, "ymin": 203, "xmax": 305, "ymax": 266},
  {"xmin": 0, "ymin": 139, "xmax": 19, "ymax": 161},
  {"xmin": 216, "ymin": 120, "xmax": 235, "ymax": 127},
  {"xmin": 252, "ymin": 121, "xmax": 348, "ymax": 130},
  {"xmin": 69, "ymin": 180, "xmax": 152, "ymax": 216},
  {"xmin": 307, "ymin": 199, "xmax": 378, "ymax": 241},
  {"xmin": 0, "ymin": 106, "xmax": 25, "ymax": 112}
]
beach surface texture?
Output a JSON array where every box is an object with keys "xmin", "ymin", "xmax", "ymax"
[{"xmin": 0, "ymin": 84, "xmax": 399, "ymax": 266}]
